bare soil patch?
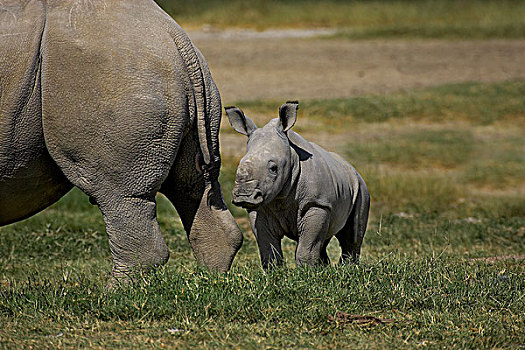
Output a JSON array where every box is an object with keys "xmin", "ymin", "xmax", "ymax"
[{"xmin": 189, "ymin": 30, "xmax": 525, "ymax": 103}]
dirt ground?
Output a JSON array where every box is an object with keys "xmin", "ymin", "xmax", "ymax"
[
  {"xmin": 188, "ymin": 30, "xmax": 525, "ymax": 156},
  {"xmin": 190, "ymin": 30, "xmax": 525, "ymax": 103}
]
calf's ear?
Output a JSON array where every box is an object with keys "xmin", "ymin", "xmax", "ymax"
[
  {"xmin": 225, "ymin": 106, "xmax": 258, "ymax": 136},
  {"xmin": 278, "ymin": 101, "xmax": 299, "ymax": 132}
]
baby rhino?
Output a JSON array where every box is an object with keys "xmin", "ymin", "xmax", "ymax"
[{"xmin": 225, "ymin": 102, "xmax": 370, "ymax": 269}]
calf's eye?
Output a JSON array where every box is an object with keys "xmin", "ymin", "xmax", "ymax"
[{"xmin": 268, "ymin": 161, "xmax": 278, "ymax": 175}]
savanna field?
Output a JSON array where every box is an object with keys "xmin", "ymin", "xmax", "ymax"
[{"xmin": 1, "ymin": 1, "xmax": 525, "ymax": 348}]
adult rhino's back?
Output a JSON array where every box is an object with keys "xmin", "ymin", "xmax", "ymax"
[{"xmin": 0, "ymin": 0, "xmax": 209, "ymax": 224}]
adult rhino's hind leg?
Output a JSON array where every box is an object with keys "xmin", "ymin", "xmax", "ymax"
[
  {"xmin": 41, "ymin": 138, "xmax": 174, "ymax": 284},
  {"xmin": 41, "ymin": 97, "xmax": 181, "ymax": 285},
  {"xmin": 52, "ymin": 166, "xmax": 172, "ymax": 285},
  {"xmin": 336, "ymin": 181, "xmax": 370, "ymax": 264},
  {"xmin": 97, "ymin": 195, "xmax": 170, "ymax": 283},
  {"xmin": 57, "ymin": 179, "xmax": 171, "ymax": 285}
]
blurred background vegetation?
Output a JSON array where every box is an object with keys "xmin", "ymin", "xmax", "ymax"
[{"xmin": 155, "ymin": 0, "xmax": 525, "ymax": 39}]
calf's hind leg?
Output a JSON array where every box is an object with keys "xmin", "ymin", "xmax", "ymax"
[{"xmin": 336, "ymin": 184, "xmax": 370, "ymax": 264}]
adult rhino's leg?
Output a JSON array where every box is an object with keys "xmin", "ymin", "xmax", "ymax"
[
  {"xmin": 40, "ymin": 147, "xmax": 173, "ymax": 283},
  {"xmin": 336, "ymin": 179, "xmax": 370, "ymax": 264},
  {"xmin": 39, "ymin": 154, "xmax": 173, "ymax": 283},
  {"xmin": 96, "ymin": 195, "xmax": 170, "ymax": 283},
  {"xmin": 160, "ymin": 135, "xmax": 243, "ymax": 273},
  {"xmin": 188, "ymin": 180, "xmax": 243, "ymax": 272},
  {"xmin": 40, "ymin": 76, "xmax": 184, "ymax": 283}
]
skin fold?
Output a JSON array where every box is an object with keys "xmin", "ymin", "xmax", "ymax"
[
  {"xmin": 226, "ymin": 102, "xmax": 370, "ymax": 269},
  {"xmin": 0, "ymin": 0, "xmax": 243, "ymax": 282}
]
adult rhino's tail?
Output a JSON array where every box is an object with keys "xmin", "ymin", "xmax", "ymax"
[
  {"xmin": 166, "ymin": 22, "xmax": 219, "ymax": 174},
  {"xmin": 161, "ymin": 16, "xmax": 242, "ymax": 273}
]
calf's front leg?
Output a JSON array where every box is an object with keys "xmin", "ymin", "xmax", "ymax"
[
  {"xmin": 296, "ymin": 207, "xmax": 331, "ymax": 266},
  {"xmin": 250, "ymin": 211, "xmax": 284, "ymax": 269}
]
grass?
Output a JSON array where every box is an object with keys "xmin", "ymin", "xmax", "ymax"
[
  {"xmin": 234, "ymin": 80, "xmax": 525, "ymax": 127},
  {"xmin": 1, "ymin": 80, "xmax": 524, "ymax": 348},
  {"xmin": 1, "ymin": 260, "xmax": 524, "ymax": 348},
  {"xmin": 155, "ymin": 0, "xmax": 525, "ymax": 39},
  {"xmin": 346, "ymin": 129, "xmax": 475, "ymax": 168}
]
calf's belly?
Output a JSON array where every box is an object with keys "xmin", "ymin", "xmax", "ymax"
[{"xmin": 327, "ymin": 198, "xmax": 353, "ymax": 236}]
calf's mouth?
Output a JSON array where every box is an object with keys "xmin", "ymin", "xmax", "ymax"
[{"xmin": 232, "ymin": 181, "xmax": 263, "ymax": 209}]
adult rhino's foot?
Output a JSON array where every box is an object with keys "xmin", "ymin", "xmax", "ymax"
[
  {"xmin": 96, "ymin": 196, "xmax": 170, "ymax": 289},
  {"xmin": 105, "ymin": 271, "xmax": 133, "ymax": 291},
  {"xmin": 105, "ymin": 258, "xmax": 169, "ymax": 291}
]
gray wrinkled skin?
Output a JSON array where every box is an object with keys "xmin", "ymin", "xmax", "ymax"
[
  {"xmin": 226, "ymin": 102, "xmax": 369, "ymax": 268},
  {"xmin": 0, "ymin": 0, "xmax": 243, "ymax": 282}
]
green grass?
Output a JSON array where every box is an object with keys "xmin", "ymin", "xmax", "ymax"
[
  {"xmin": 233, "ymin": 80, "xmax": 525, "ymax": 127},
  {"xmin": 332, "ymin": 23, "xmax": 525, "ymax": 40},
  {"xmin": 1, "ymin": 254, "xmax": 524, "ymax": 348},
  {"xmin": 1, "ymin": 80, "xmax": 525, "ymax": 348},
  {"xmin": 346, "ymin": 129, "xmax": 475, "ymax": 169},
  {"xmin": 155, "ymin": 0, "xmax": 525, "ymax": 39}
]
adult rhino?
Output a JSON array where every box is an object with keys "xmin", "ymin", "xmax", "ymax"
[{"xmin": 0, "ymin": 0, "xmax": 243, "ymax": 281}]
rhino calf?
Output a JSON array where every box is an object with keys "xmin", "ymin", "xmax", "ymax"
[{"xmin": 225, "ymin": 102, "xmax": 370, "ymax": 268}]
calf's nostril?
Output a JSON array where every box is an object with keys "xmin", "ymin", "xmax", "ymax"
[{"xmin": 252, "ymin": 190, "xmax": 263, "ymax": 201}]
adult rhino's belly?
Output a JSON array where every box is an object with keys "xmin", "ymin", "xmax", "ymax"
[{"xmin": 0, "ymin": 155, "xmax": 72, "ymax": 225}]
